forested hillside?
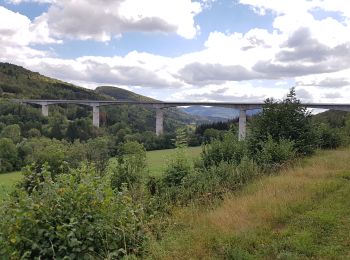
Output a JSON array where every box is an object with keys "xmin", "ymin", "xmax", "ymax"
[
  {"xmin": 0, "ymin": 63, "xmax": 203, "ymax": 155},
  {"xmin": 0, "ymin": 63, "xmax": 104, "ymax": 100},
  {"xmin": 96, "ymin": 85, "xmax": 155, "ymax": 101}
]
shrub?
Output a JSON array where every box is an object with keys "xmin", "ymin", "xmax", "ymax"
[
  {"xmin": 110, "ymin": 141, "xmax": 147, "ymax": 192},
  {"xmin": 201, "ymin": 132, "xmax": 248, "ymax": 168},
  {"xmin": 159, "ymin": 158, "xmax": 259, "ymax": 205},
  {"xmin": 0, "ymin": 124, "xmax": 21, "ymax": 144},
  {"xmin": 163, "ymin": 149, "xmax": 192, "ymax": 187},
  {"xmin": 19, "ymin": 138, "xmax": 68, "ymax": 180},
  {"xmin": 0, "ymin": 164, "xmax": 147, "ymax": 259},
  {"xmin": 315, "ymin": 123, "xmax": 342, "ymax": 149},
  {"xmin": 86, "ymin": 136, "xmax": 112, "ymax": 173},
  {"xmin": 249, "ymin": 88, "xmax": 317, "ymax": 156},
  {"xmin": 28, "ymin": 128, "xmax": 41, "ymax": 138},
  {"xmin": 203, "ymin": 128, "xmax": 223, "ymax": 143},
  {"xmin": 0, "ymin": 137, "xmax": 19, "ymax": 173},
  {"xmin": 255, "ymin": 136, "xmax": 296, "ymax": 170}
]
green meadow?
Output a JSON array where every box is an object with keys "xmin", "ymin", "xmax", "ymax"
[{"xmin": 0, "ymin": 146, "xmax": 202, "ymax": 200}]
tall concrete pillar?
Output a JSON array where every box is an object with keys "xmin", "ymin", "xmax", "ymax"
[
  {"xmin": 92, "ymin": 105, "xmax": 100, "ymax": 128},
  {"xmin": 156, "ymin": 108, "xmax": 164, "ymax": 136},
  {"xmin": 238, "ymin": 108, "xmax": 246, "ymax": 141},
  {"xmin": 41, "ymin": 104, "xmax": 49, "ymax": 117}
]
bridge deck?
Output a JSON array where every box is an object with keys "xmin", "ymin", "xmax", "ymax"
[{"xmin": 13, "ymin": 99, "xmax": 350, "ymax": 111}]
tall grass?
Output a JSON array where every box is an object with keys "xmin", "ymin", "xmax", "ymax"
[{"xmin": 147, "ymin": 148, "xmax": 350, "ymax": 259}]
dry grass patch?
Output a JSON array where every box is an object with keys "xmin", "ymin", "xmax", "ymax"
[{"xmin": 148, "ymin": 148, "xmax": 350, "ymax": 259}]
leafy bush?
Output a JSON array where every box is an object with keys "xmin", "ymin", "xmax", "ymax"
[
  {"xmin": 315, "ymin": 123, "xmax": 342, "ymax": 149},
  {"xmin": 0, "ymin": 124, "xmax": 21, "ymax": 143},
  {"xmin": 85, "ymin": 136, "xmax": 112, "ymax": 173},
  {"xmin": 159, "ymin": 158, "xmax": 259, "ymax": 205},
  {"xmin": 0, "ymin": 164, "xmax": 147, "ymax": 259},
  {"xmin": 201, "ymin": 132, "xmax": 248, "ymax": 168},
  {"xmin": 249, "ymin": 88, "xmax": 317, "ymax": 156},
  {"xmin": 0, "ymin": 138, "xmax": 19, "ymax": 172},
  {"xmin": 255, "ymin": 136, "xmax": 296, "ymax": 170},
  {"xmin": 163, "ymin": 149, "xmax": 192, "ymax": 187},
  {"xmin": 110, "ymin": 141, "xmax": 147, "ymax": 192},
  {"xmin": 19, "ymin": 138, "xmax": 69, "ymax": 179}
]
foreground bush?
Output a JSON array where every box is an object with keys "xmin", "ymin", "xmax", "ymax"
[
  {"xmin": 255, "ymin": 136, "xmax": 296, "ymax": 170},
  {"xmin": 154, "ymin": 154, "xmax": 259, "ymax": 205},
  {"xmin": 109, "ymin": 141, "xmax": 147, "ymax": 192},
  {"xmin": 249, "ymin": 88, "xmax": 317, "ymax": 156},
  {"xmin": 0, "ymin": 165, "xmax": 147, "ymax": 259}
]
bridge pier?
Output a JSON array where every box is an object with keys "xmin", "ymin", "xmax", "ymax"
[
  {"xmin": 156, "ymin": 108, "xmax": 164, "ymax": 136},
  {"xmin": 92, "ymin": 105, "xmax": 100, "ymax": 128},
  {"xmin": 41, "ymin": 104, "xmax": 49, "ymax": 117},
  {"xmin": 239, "ymin": 108, "xmax": 246, "ymax": 141}
]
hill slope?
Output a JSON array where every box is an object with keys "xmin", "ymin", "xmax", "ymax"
[
  {"xmin": 96, "ymin": 85, "xmax": 200, "ymax": 125},
  {"xmin": 96, "ymin": 86, "xmax": 156, "ymax": 102},
  {"xmin": 0, "ymin": 63, "xmax": 105, "ymax": 100}
]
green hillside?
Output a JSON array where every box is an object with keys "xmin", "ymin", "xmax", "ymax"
[
  {"xmin": 96, "ymin": 85, "xmax": 201, "ymax": 126},
  {"xmin": 0, "ymin": 62, "xmax": 204, "ymax": 152},
  {"xmin": 96, "ymin": 85, "xmax": 156, "ymax": 102},
  {"xmin": 312, "ymin": 109, "xmax": 350, "ymax": 128},
  {"xmin": 0, "ymin": 63, "xmax": 105, "ymax": 100}
]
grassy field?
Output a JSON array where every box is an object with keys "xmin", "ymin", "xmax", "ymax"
[
  {"xmin": 0, "ymin": 146, "xmax": 202, "ymax": 200},
  {"xmin": 0, "ymin": 171, "xmax": 22, "ymax": 201},
  {"xmin": 148, "ymin": 148, "xmax": 350, "ymax": 259},
  {"xmin": 146, "ymin": 146, "xmax": 201, "ymax": 177}
]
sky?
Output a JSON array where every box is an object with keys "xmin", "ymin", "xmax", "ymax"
[{"xmin": 1, "ymin": 0, "xmax": 350, "ymax": 103}]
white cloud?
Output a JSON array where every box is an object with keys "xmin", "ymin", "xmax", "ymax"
[
  {"xmin": 2, "ymin": 0, "xmax": 350, "ymax": 103},
  {"xmin": 0, "ymin": 6, "xmax": 57, "ymax": 61},
  {"xmin": 32, "ymin": 0, "xmax": 202, "ymax": 41},
  {"xmin": 0, "ymin": 6, "xmax": 59, "ymax": 45}
]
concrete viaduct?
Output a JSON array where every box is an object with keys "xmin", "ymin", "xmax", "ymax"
[{"xmin": 13, "ymin": 99, "xmax": 350, "ymax": 140}]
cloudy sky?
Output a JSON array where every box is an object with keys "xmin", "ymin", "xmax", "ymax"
[{"xmin": 1, "ymin": 0, "xmax": 350, "ymax": 102}]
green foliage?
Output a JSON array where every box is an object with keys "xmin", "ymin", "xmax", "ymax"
[
  {"xmin": 201, "ymin": 132, "xmax": 248, "ymax": 168},
  {"xmin": 250, "ymin": 88, "xmax": 316, "ymax": 155},
  {"xmin": 86, "ymin": 136, "xmax": 112, "ymax": 173},
  {"xmin": 163, "ymin": 149, "xmax": 192, "ymax": 187},
  {"xmin": 109, "ymin": 141, "xmax": 147, "ymax": 191},
  {"xmin": 0, "ymin": 138, "xmax": 19, "ymax": 173},
  {"xmin": 48, "ymin": 112, "xmax": 68, "ymax": 140},
  {"xmin": 203, "ymin": 128, "xmax": 223, "ymax": 143},
  {"xmin": 0, "ymin": 63, "xmax": 197, "ymax": 153},
  {"xmin": 0, "ymin": 63, "xmax": 101, "ymax": 100},
  {"xmin": 66, "ymin": 118, "xmax": 95, "ymax": 141},
  {"xmin": 158, "ymin": 157, "xmax": 259, "ymax": 205},
  {"xmin": 255, "ymin": 136, "xmax": 296, "ymax": 170},
  {"xmin": 0, "ymin": 124, "xmax": 21, "ymax": 143},
  {"xmin": 20, "ymin": 138, "xmax": 68, "ymax": 175},
  {"xmin": 315, "ymin": 123, "xmax": 342, "ymax": 149},
  {"xmin": 0, "ymin": 164, "xmax": 147, "ymax": 259},
  {"xmin": 175, "ymin": 127, "xmax": 188, "ymax": 148},
  {"xmin": 27, "ymin": 128, "xmax": 41, "ymax": 138}
]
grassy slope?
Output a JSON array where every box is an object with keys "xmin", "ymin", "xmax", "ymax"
[{"xmin": 148, "ymin": 148, "xmax": 350, "ymax": 259}]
